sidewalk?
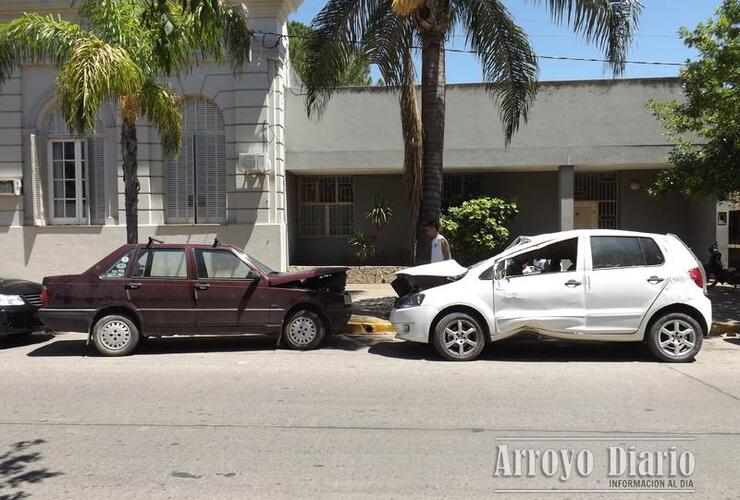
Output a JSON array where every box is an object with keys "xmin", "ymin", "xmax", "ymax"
[{"xmin": 345, "ymin": 284, "xmax": 740, "ymax": 336}]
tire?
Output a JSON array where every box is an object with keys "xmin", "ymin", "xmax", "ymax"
[
  {"xmin": 92, "ymin": 314, "xmax": 140, "ymax": 357},
  {"xmin": 647, "ymin": 312, "xmax": 703, "ymax": 363},
  {"xmin": 432, "ymin": 312, "xmax": 486, "ymax": 361},
  {"xmin": 282, "ymin": 309, "xmax": 325, "ymax": 350}
]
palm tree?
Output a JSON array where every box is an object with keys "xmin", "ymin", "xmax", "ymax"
[
  {"xmin": 0, "ymin": 0, "xmax": 251, "ymax": 243},
  {"xmin": 302, "ymin": 0, "xmax": 642, "ymax": 263}
]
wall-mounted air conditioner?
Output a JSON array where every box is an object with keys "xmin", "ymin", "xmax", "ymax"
[
  {"xmin": 237, "ymin": 153, "xmax": 271, "ymax": 175},
  {"xmin": 0, "ymin": 179, "xmax": 21, "ymax": 196}
]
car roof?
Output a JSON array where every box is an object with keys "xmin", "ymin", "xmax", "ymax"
[{"xmin": 497, "ymin": 229, "xmax": 667, "ymax": 259}]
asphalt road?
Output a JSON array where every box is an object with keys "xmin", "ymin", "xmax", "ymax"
[{"xmin": 1, "ymin": 332, "xmax": 740, "ymax": 499}]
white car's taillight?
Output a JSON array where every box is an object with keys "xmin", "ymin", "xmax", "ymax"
[
  {"xmin": 688, "ymin": 267, "xmax": 704, "ymax": 289},
  {"xmin": 41, "ymin": 285, "xmax": 49, "ymax": 308}
]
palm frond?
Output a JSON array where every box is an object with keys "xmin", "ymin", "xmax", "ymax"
[
  {"xmin": 139, "ymin": 79, "xmax": 183, "ymax": 155},
  {"xmin": 363, "ymin": 0, "xmax": 417, "ymax": 85},
  {"xmin": 57, "ymin": 38, "xmax": 144, "ymax": 135},
  {"xmin": 455, "ymin": 0, "xmax": 539, "ymax": 144},
  {"xmin": 303, "ymin": 0, "xmax": 387, "ymax": 116},
  {"xmin": 525, "ymin": 0, "xmax": 642, "ymax": 74},
  {"xmin": 0, "ymin": 14, "xmax": 86, "ymax": 86},
  {"xmin": 145, "ymin": 0, "xmax": 252, "ymax": 74}
]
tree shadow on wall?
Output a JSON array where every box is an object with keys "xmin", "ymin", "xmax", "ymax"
[{"xmin": 0, "ymin": 439, "xmax": 62, "ymax": 500}]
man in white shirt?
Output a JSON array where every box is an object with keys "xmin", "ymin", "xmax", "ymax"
[{"xmin": 424, "ymin": 220, "xmax": 451, "ymax": 263}]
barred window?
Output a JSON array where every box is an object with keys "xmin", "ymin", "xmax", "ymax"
[
  {"xmin": 443, "ymin": 173, "xmax": 482, "ymax": 207},
  {"xmin": 298, "ymin": 176, "xmax": 354, "ymax": 237}
]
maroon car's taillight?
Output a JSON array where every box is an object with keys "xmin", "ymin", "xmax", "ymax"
[
  {"xmin": 688, "ymin": 267, "xmax": 704, "ymax": 288},
  {"xmin": 41, "ymin": 286, "xmax": 49, "ymax": 308}
]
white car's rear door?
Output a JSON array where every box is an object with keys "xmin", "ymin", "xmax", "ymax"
[
  {"xmin": 493, "ymin": 236, "xmax": 586, "ymax": 335},
  {"xmin": 584, "ymin": 235, "xmax": 668, "ymax": 334}
]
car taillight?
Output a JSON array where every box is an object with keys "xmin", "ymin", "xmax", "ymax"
[
  {"xmin": 41, "ymin": 286, "xmax": 48, "ymax": 308},
  {"xmin": 688, "ymin": 267, "xmax": 703, "ymax": 288}
]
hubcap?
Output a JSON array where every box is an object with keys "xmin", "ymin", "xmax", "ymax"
[
  {"xmin": 443, "ymin": 319, "xmax": 480, "ymax": 357},
  {"xmin": 657, "ymin": 319, "xmax": 696, "ymax": 358},
  {"xmin": 99, "ymin": 320, "xmax": 132, "ymax": 351},
  {"xmin": 288, "ymin": 316, "xmax": 318, "ymax": 345}
]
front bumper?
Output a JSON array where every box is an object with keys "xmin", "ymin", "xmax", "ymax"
[
  {"xmin": 0, "ymin": 307, "xmax": 43, "ymax": 337},
  {"xmin": 390, "ymin": 305, "xmax": 439, "ymax": 343},
  {"xmin": 325, "ymin": 304, "xmax": 352, "ymax": 333}
]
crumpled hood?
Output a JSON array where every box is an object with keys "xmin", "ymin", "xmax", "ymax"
[
  {"xmin": 268, "ymin": 267, "xmax": 348, "ymax": 291},
  {"xmin": 392, "ymin": 260, "xmax": 468, "ymax": 297},
  {"xmin": 0, "ymin": 278, "xmax": 42, "ymax": 295}
]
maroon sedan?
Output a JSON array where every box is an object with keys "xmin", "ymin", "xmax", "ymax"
[{"xmin": 39, "ymin": 240, "xmax": 351, "ymax": 356}]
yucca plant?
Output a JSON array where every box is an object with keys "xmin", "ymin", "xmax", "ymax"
[
  {"xmin": 366, "ymin": 193, "xmax": 394, "ymax": 233},
  {"xmin": 348, "ymin": 230, "xmax": 376, "ymax": 264},
  {"xmin": 303, "ymin": 0, "xmax": 642, "ymax": 263},
  {"xmin": 0, "ymin": 0, "xmax": 252, "ymax": 243}
]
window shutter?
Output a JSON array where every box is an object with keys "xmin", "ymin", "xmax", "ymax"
[
  {"xmin": 87, "ymin": 136, "xmax": 106, "ymax": 224},
  {"xmin": 30, "ymin": 133, "xmax": 47, "ymax": 226},
  {"xmin": 166, "ymin": 98, "xmax": 225, "ymax": 224}
]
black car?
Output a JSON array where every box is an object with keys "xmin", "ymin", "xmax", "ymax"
[{"xmin": 0, "ymin": 278, "xmax": 43, "ymax": 337}]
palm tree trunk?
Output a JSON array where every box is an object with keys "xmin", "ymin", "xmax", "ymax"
[
  {"xmin": 121, "ymin": 116, "xmax": 140, "ymax": 244},
  {"xmin": 416, "ymin": 28, "xmax": 446, "ymax": 264}
]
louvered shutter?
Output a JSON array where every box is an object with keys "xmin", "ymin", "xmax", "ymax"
[
  {"xmin": 30, "ymin": 133, "xmax": 47, "ymax": 226},
  {"xmin": 166, "ymin": 98, "xmax": 225, "ymax": 224},
  {"xmin": 86, "ymin": 136, "xmax": 106, "ymax": 224}
]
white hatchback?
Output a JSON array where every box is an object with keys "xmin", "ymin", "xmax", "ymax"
[{"xmin": 390, "ymin": 230, "xmax": 711, "ymax": 362}]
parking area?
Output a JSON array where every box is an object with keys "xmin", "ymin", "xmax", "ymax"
[{"xmin": 2, "ymin": 329, "xmax": 740, "ymax": 498}]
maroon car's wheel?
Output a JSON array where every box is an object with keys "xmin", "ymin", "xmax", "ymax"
[
  {"xmin": 283, "ymin": 310, "xmax": 325, "ymax": 350},
  {"xmin": 92, "ymin": 314, "xmax": 140, "ymax": 357}
]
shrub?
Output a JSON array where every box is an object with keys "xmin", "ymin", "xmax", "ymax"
[{"xmin": 440, "ymin": 197, "xmax": 518, "ymax": 265}]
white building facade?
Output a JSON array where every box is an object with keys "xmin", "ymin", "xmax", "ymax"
[{"xmin": 0, "ymin": 0, "xmax": 300, "ymax": 281}]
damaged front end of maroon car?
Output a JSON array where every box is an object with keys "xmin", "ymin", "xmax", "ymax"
[{"xmin": 267, "ymin": 267, "xmax": 349, "ymax": 292}]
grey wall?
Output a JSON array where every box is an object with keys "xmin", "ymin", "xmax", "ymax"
[{"xmin": 287, "ymin": 78, "xmax": 684, "ymax": 174}]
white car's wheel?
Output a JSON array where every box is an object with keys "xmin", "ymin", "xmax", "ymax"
[
  {"xmin": 647, "ymin": 313, "xmax": 702, "ymax": 363},
  {"xmin": 432, "ymin": 312, "xmax": 486, "ymax": 361}
]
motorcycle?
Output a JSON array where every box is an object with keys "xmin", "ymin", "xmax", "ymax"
[{"xmin": 704, "ymin": 242, "xmax": 740, "ymax": 289}]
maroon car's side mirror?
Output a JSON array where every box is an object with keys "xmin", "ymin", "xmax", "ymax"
[{"xmin": 246, "ymin": 270, "xmax": 261, "ymax": 282}]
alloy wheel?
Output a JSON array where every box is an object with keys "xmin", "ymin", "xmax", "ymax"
[
  {"xmin": 442, "ymin": 319, "xmax": 480, "ymax": 357},
  {"xmin": 99, "ymin": 320, "xmax": 132, "ymax": 351},
  {"xmin": 657, "ymin": 319, "xmax": 697, "ymax": 358}
]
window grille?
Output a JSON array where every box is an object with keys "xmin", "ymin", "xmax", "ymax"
[
  {"xmin": 298, "ymin": 176, "xmax": 354, "ymax": 237},
  {"xmin": 574, "ymin": 172, "xmax": 619, "ymax": 229}
]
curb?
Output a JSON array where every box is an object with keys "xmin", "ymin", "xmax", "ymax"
[
  {"xmin": 710, "ymin": 322, "xmax": 739, "ymax": 337},
  {"xmin": 345, "ymin": 315, "xmax": 396, "ymax": 336}
]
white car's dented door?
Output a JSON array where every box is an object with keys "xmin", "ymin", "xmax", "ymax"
[
  {"xmin": 584, "ymin": 235, "xmax": 668, "ymax": 334},
  {"xmin": 493, "ymin": 236, "xmax": 587, "ymax": 335}
]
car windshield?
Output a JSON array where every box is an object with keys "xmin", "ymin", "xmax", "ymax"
[{"xmin": 233, "ymin": 248, "xmax": 275, "ymax": 275}]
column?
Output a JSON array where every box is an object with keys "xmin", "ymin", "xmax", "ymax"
[{"xmin": 558, "ymin": 165, "xmax": 574, "ymax": 231}]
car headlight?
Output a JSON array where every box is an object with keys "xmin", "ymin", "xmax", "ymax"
[
  {"xmin": 395, "ymin": 293, "xmax": 425, "ymax": 309},
  {"xmin": 0, "ymin": 294, "xmax": 25, "ymax": 306}
]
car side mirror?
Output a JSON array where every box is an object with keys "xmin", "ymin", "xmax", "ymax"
[{"xmin": 246, "ymin": 270, "xmax": 261, "ymax": 281}]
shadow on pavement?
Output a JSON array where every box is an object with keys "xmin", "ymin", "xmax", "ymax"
[
  {"xmin": 369, "ymin": 337, "xmax": 662, "ymax": 363},
  {"xmin": 0, "ymin": 439, "xmax": 62, "ymax": 500},
  {"xmin": 26, "ymin": 333, "xmax": 381, "ymax": 357},
  {"xmin": 27, "ymin": 335, "xmax": 279, "ymax": 357},
  {"xmin": 0, "ymin": 333, "xmax": 54, "ymax": 351}
]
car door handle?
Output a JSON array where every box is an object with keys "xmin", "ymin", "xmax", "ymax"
[
  {"xmin": 564, "ymin": 279, "xmax": 582, "ymax": 288},
  {"xmin": 194, "ymin": 283, "xmax": 210, "ymax": 291},
  {"xmin": 125, "ymin": 282, "xmax": 141, "ymax": 290},
  {"xmin": 647, "ymin": 276, "xmax": 665, "ymax": 284}
]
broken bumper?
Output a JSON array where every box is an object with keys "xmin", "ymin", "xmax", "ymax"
[{"xmin": 390, "ymin": 305, "xmax": 438, "ymax": 343}]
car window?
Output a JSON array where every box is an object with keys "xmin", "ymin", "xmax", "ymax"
[
  {"xmin": 132, "ymin": 249, "xmax": 188, "ymax": 278},
  {"xmin": 196, "ymin": 249, "xmax": 253, "ymax": 279},
  {"xmin": 101, "ymin": 250, "xmax": 133, "ymax": 278},
  {"xmin": 591, "ymin": 236, "xmax": 664, "ymax": 269},
  {"xmin": 479, "ymin": 266, "xmax": 494, "ymax": 280},
  {"xmin": 504, "ymin": 238, "xmax": 578, "ymax": 277}
]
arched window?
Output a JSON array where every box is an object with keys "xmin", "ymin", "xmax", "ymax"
[
  {"xmin": 45, "ymin": 110, "xmax": 105, "ymax": 224},
  {"xmin": 166, "ymin": 98, "xmax": 226, "ymax": 224}
]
